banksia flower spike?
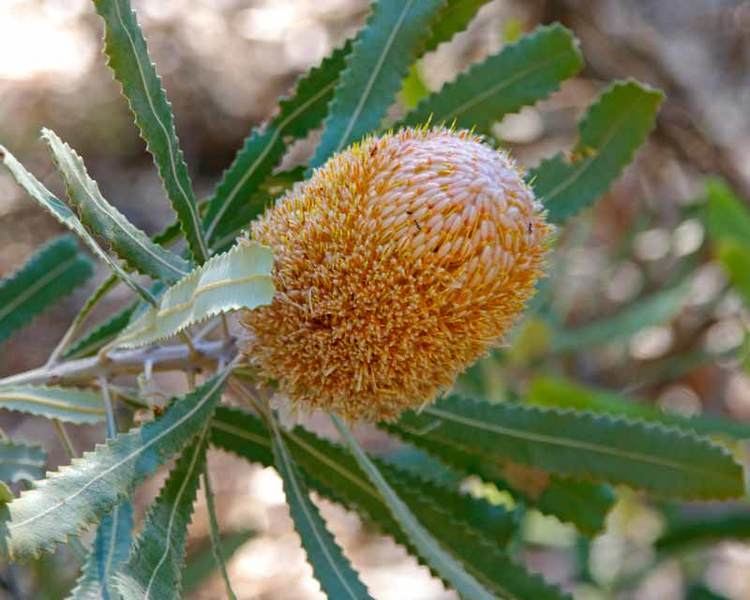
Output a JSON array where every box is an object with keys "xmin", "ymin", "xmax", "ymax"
[{"xmin": 243, "ymin": 127, "xmax": 551, "ymax": 421}]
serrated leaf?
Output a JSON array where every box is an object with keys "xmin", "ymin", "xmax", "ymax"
[
  {"xmin": 203, "ymin": 44, "xmax": 350, "ymax": 245},
  {"xmin": 530, "ymin": 80, "xmax": 663, "ymax": 223},
  {"xmin": 528, "ymin": 376, "xmax": 750, "ymax": 440},
  {"xmin": 388, "ymin": 396, "xmax": 744, "ymax": 500},
  {"xmin": 182, "ymin": 529, "xmax": 253, "ymax": 595},
  {"xmin": 210, "ymin": 408, "xmax": 567, "ymax": 598},
  {"xmin": 2, "ymin": 370, "xmax": 229, "ymax": 560},
  {"xmin": 310, "ymin": 0, "xmax": 445, "ymax": 168},
  {"xmin": 0, "ymin": 144, "xmax": 156, "ymax": 303},
  {"xmin": 0, "ymin": 235, "xmax": 92, "ymax": 344},
  {"xmin": 68, "ymin": 501, "xmax": 133, "ymax": 600},
  {"xmin": 63, "ymin": 303, "xmax": 137, "ymax": 359},
  {"xmin": 551, "ymin": 283, "xmax": 689, "ymax": 352},
  {"xmin": 267, "ymin": 415, "xmax": 373, "ymax": 600},
  {"xmin": 116, "ymin": 429, "xmax": 209, "ymax": 600},
  {"xmin": 113, "ymin": 240, "xmax": 274, "ymax": 348},
  {"xmin": 42, "ymin": 129, "xmax": 190, "ymax": 284},
  {"xmin": 0, "ymin": 442, "xmax": 46, "ymax": 484},
  {"xmin": 94, "ymin": 0, "xmax": 208, "ymax": 263},
  {"xmin": 656, "ymin": 508, "xmax": 750, "ymax": 554},
  {"xmin": 401, "ymin": 24, "xmax": 582, "ymax": 134},
  {"xmin": 0, "ymin": 386, "xmax": 104, "ymax": 424},
  {"xmin": 422, "ymin": 0, "xmax": 491, "ymax": 53}
]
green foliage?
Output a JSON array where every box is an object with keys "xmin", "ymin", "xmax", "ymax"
[
  {"xmin": 0, "ymin": 235, "xmax": 92, "ymax": 344},
  {"xmin": 310, "ymin": 0, "xmax": 446, "ymax": 167},
  {"xmin": 401, "ymin": 24, "xmax": 583, "ymax": 134},
  {"xmin": 0, "ymin": 386, "xmax": 105, "ymax": 425},
  {"xmin": 530, "ymin": 80, "xmax": 663, "ymax": 223},
  {"xmin": 3, "ymin": 372, "xmax": 228, "ymax": 560},
  {"xmin": 42, "ymin": 129, "xmax": 190, "ymax": 284},
  {"xmin": 422, "ymin": 0, "xmax": 490, "ymax": 52},
  {"xmin": 114, "ymin": 241, "xmax": 274, "ymax": 348},
  {"xmin": 203, "ymin": 44, "xmax": 350, "ymax": 246},
  {"xmin": 68, "ymin": 502, "xmax": 133, "ymax": 600},
  {"xmin": 182, "ymin": 529, "xmax": 254, "ymax": 595},
  {"xmin": 0, "ymin": 144, "xmax": 156, "ymax": 303},
  {"xmin": 656, "ymin": 508, "xmax": 750, "ymax": 554},
  {"xmin": 268, "ymin": 415, "xmax": 373, "ymax": 599},
  {"xmin": 116, "ymin": 431, "xmax": 209, "ymax": 600},
  {"xmin": 527, "ymin": 376, "xmax": 750, "ymax": 440},
  {"xmin": 0, "ymin": 442, "xmax": 46, "ymax": 484},
  {"xmin": 388, "ymin": 396, "xmax": 744, "ymax": 499},
  {"xmin": 94, "ymin": 0, "xmax": 208, "ymax": 263},
  {"xmin": 63, "ymin": 303, "xmax": 137, "ymax": 359}
]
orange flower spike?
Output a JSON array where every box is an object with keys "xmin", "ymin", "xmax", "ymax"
[{"xmin": 242, "ymin": 127, "xmax": 552, "ymax": 421}]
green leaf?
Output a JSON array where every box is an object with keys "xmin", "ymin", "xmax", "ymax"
[
  {"xmin": 530, "ymin": 80, "xmax": 663, "ymax": 223},
  {"xmin": 388, "ymin": 396, "xmax": 744, "ymax": 500},
  {"xmin": 705, "ymin": 178, "xmax": 750, "ymax": 247},
  {"xmin": 182, "ymin": 529, "xmax": 254, "ymax": 595},
  {"xmin": 116, "ymin": 429, "xmax": 209, "ymax": 600},
  {"xmin": 0, "ymin": 144, "xmax": 156, "ymax": 303},
  {"xmin": 267, "ymin": 415, "xmax": 373, "ymax": 599},
  {"xmin": 422, "ymin": 0, "xmax": 491, "ymax": 53},
  {"xmin": 3, "ymin": 370, "xmax": 229, "ymax": 560},
  {"xmin": 63, "ymin": 303, "xmax": 137, "ymax": 359},
  {"xmin": 0, "ymin": 235, "xmax": 92, "ymax": 344},
  {"xmin": 93, "ymin": 0, "xmax": 208, "ymax": 263},
  {"xmin": 113, "ymin": 240, "xmax": 274, "ymax": 348},
  {"xmin": 331, "ymin": 414, "xmax": 495, "ymax": 600},
  {"xmin": 42, "ymin": 129, "xmax": 191, "ymax": 284},
  {"xmin": 310, "ymin": 0, "xmax": 445, "ymax": 168},
  {"xmin": 0, "ymin": 442, "xmax": 46, "ymax": 484},
  {"xmin": 656, "ymin": 508, "xmax": 750, "ymax": 554},
  {"xmin": 68, "ymin": 501, "xmax": 133, "ymax": 600},
  {"xmin": 0, "ymin": 386, "xmax": 105, "ymax": 425},
  {"xmin": 385, "ymin": 422, "xmax": 613, "ymax": 535},
  {"xmin": 211, "ymin": 408, "xmax": 565, "ymax": 598},
  {"xmin": 551, "ymin": 283, "xmax": 689, "ymax": 352},
  {"xmin": 717, "ymin": 241, "xmax": 750, "ymax": 306},
  {"xmin": 401, "ymin": 24, "xmax": 583, "ymax": 134},
  {"xmin": 527, "ymin": 376, "xmax": 750, "ymax": 440},
  {"xmin": 203, "ymin": 44, "xmax": 351, "ymax": 245}
]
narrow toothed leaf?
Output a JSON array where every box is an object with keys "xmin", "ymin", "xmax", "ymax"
[
  {"xmin": 116, "ymin": 430, "xmax": 209, "ymax": 600},
  {"xmin": 267, "ymin": 416, "xmax": 373, "ymax": 600},
  {"xmin": 0, "ymin": 442, "xmax": 46, "ymax": 484},
  {"xmin": 63, "ymin": 303, "xmax": 137, "ymax": 359},
  {"xmin": 0, "ymin": 234, "xmax": 92, "ymax": 344},
  {"xmin": 422, "ymin": 0, "xmax": 492, "ymax": 53},
  {"xmin": 0, "ymin": 144, "xmax": 156, "ymax": 303},
  {"xmin": 551, "ymin": 283, "xmax": 690, "ymax": 352},
  {"xmin": 656, "ymin": 508, "xmax": 750, "ymax": 555},
  {"xmin": 0, "ymin": 386, "xmax": 105, "ymax": 424},
  {"xmin": 388, "ymin": 397, "xmax": 744, "ymax": 500},
  {"xmin": 310, "ymin": 0, "xmax": 446, "ymax": 168},
  {"xmin": 211, "ymin": 407, "xmax": 538, "ymax": 594},
  {"xmin": 3, "ymin": 371, "xmax": 229, "ymax": 560},
  {"xmin": 113, "ymin": 240, "xmax": 274, "ymax": 348},
  {"xmin": 68, "ymin": 501, "xmax": 133, "ymax": 600},
  {"xmin": 528, "ymin": 376, "xmax": 750, "ymax": 441},
  {"xmin": 203, "ymin": 44, "xmax": 350, "ymax": 245},
  {"xmin": 332, "ymin": 415, "xmax": 496, "ymax": 599},
  {"xmin": 401, "ymin": 24, "xmax": 582, "ymax": 134},
  {"xmin": 93, "ymin": 0, "xmax": 208, "ymax": 262},
  {"xmin": 530, "ymin": 80, "xmax": 663, "ymax": 223},
  {"xmin": 42, "ymin": 129, "xmax": 191, "ymax": 284},
  {"xmin": 705, "ymin": 178, "xmax": 750, "ymax": 246}
]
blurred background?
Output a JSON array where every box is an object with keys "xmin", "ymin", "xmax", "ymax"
[{"xmin": 1, "ymin": 0, "xmax": 750, "ymax": 598}]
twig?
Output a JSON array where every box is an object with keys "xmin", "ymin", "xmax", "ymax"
[
  {"xmin": 202, "ymin": 466, "xmax": 237, "ymax": 600},
  {"xmin": 53, "ymin": 420, "xmax": 77, "ymax": 460}
]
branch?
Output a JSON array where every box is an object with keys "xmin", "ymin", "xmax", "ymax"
[{"xmin": 0, "ymin": 339, "xmax": 236, "ymax": 388}]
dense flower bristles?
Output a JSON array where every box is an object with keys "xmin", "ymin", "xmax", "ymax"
[{"xmin": 242, "ymin": 127, "xmax": 551, "ymax": 421}]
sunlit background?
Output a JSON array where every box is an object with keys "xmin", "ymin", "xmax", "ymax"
[{"xmin": 1, "ymin": 1, "xmax": 750, "ymax": 598}]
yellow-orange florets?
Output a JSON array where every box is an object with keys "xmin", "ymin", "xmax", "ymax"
[{"xmin": 242, "ymin": 127, "xmax": 551, "ymax": 421}]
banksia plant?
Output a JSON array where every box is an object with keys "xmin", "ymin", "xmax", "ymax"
[
  {"xmin": 0, "ymin": 2, "xmax": 745, "ymax": 600},
  {"xmin": 244, "ymin": 127, "xmax": 551, "ymax": 420}
]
